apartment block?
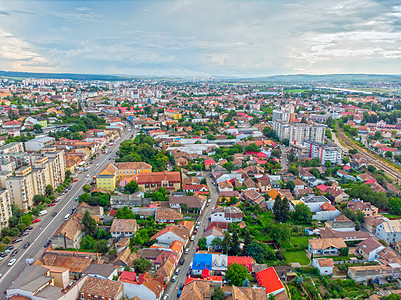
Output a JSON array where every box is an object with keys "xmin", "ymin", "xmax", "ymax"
[
  {"xmin": 304, "ymin": 140, "xmax": 342, "ymax": 165},
  {"xmin": 6, "ymin": 166, "xmax": 36, "ymax": 210},
  {"xmin": 0, "ymin": 189, "xmax": 12, "ymax": 231},
  {"xmin": 0, "ymin": 142, "xmax": 24, "ymax": 154},
  {"xmin": 24, "ymin": 136, "xmax": 55, "ymax": 151},
  {"xmin": 272, "ymin": 121, "xmax": 325, "ymax": 144}
]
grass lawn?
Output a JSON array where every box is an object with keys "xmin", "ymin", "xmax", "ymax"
[
  {"xmin": 382, "ymin": 213, "xmax": 401, "ymax": 219},
  {"xmin": 284, "ymin": 250, "xmax": 310, "ymax": 265},
  {"xmin": 290, "ymin": 236, "xmax": 312, "ymax": 249}
]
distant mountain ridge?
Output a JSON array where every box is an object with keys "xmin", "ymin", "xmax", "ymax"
[{"xmin": 0, "ymin": 70, "xmax": 401, "ymax": 82}]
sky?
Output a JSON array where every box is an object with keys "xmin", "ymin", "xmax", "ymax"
[{"xmin": 0, "ymin": 0, "xmax": 400, "ymax": 77}]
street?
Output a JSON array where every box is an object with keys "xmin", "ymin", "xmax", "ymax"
[
  {"xmin": 0, "ymin": 123, "xmax": 134, "ymax": 298},
  {"xmin": 163, "ymin": 172, "xmax": 219, "ymax": 300},
  {"xmin": 280, "ymin": 145, "xmax": 288, "ymax": 169}
]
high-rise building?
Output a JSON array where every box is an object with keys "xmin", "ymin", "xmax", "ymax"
[
  {"xmin": 272, "ymin": 121, "xmax": 325, "ymax": 144},
  {"xmin": 304, "ymin": 140, "xmax": 342, "ymax": 165},
  {"xmin": 0, "ymin": 189, "xmax": 12, "ymax": 231}
]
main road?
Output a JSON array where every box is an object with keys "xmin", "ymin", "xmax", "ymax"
[
  {"xmin": 163, "ymin": 172, "xmax": 219, "ymax": 300},
  {"xmin": 0, "ymin": 122, "xmax": 134, "ymax": 297}
]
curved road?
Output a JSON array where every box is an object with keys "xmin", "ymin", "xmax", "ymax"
[{"xmin": 0, "ymin": 123, "xmax": 134, "ymax": 298}]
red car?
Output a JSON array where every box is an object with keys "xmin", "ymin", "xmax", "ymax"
[
  {"xmin": 32, "ymin": 219, "xmax": 41, "ymax": 224},
  {"xmin": 73, "ymin": 179, "xmax": 78, "ymax": 182},
  {"xmin": 49, "ymin": 203, "xmax": 56, "ymax": 207}
]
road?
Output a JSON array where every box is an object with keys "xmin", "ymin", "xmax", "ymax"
[
  {"xmin": 163, "ymin": 172, "xmax": 219, "ymax": 300},
  {"xmin": 0, "ymin": 123, "xmax": 134, "ymax": 297},
  {"xmin": 280, "ymin": 145, "xmax": 288, "ymax": 170}
]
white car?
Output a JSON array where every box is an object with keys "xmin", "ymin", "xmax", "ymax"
[{"xmin": 8, "ymin": 258, "xmax": 16, "ymax": 266}]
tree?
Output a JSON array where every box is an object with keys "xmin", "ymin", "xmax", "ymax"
[
  {"xmin": 211, "ymin": 288, "xmax": 225, "ymax": 300},
  {"xmin": 8, "ymin": 216, "xmax": 19, "ymax": 228},
  {"xmin": 222, "ymin": 231, "xmax": 231, "ymax": 254},
  {"xmin": 33, "ymin": 124, "xmax": 42, "ymax": 131},
  {"xmin": 33, "ymin": 194, "xmax": 46, "ymax": 205},
  {"xmin": 2, "ymin": 237, "xmax": 10, "ymax": 244},
  {"xmin": 268, "ymin": 223, "xmax": 291, "ymax": 246},
  {"xmin": 125, "ymin": 180, "xmax": 139, "ymax": 194},
  {"xmin": 198, "ymin": 237, "xmax": 207, "ymax": 250},
  {"xmin": 385, "ymin": 151, "xmax": 393, "ymax": 158},
  {"xmin": 286, "ymin": 181, "xmax": 295, "ymax": 191},
  {"xmin": 45, "ymin": 185, "xmax": 53, "ymax": 196},
  {"xmin": 367, "ymin": 165, "xmax": 376, "ymax": 173},
  {"xmin": 133, "ymin": 258, "xmax": 152, "ymax": 273},
  {"xmin": 181, "ymin": 203, "xmax": 189, "ymax": 214},
  {"xmin": 389, "ymin": 198, "xmax": 401, "ymax": 216},
  {"xmin": 244, "ymin": 242, "xmax": 275, "ymax": 263},
  {"xmin": 273, "ymin": 197, "xmax": 289, "ymax": 223},
  {"xmin": 116, "ymin": 206, "xmax": 135, "ymax": 219},
  {"xmin": 374, "ymin": 131, "xmax": 383, "ymax": 140},
  {"xmin": 82, "ymin": 210, "xmax": 97, "ymax": 236},
  {"xmin": 225, "ymin": 263, "xmax": 252, "ymax": 286},
  {"xmin": 211, "ymin": 238, "xmax": 223, "ymax": 251},
  {"xmin": 230, "ymin": 229, "xmax": 240, "ymax": 255},
  {"xmin": 245, "ymin": 143, "xmax": 260, "ymax": 152},
  {"xmin": 94, "ymin": 240, "xmax": 109, "ymax": 254},
  {"xmin": 81, "ymin": 235, "xmax": 95, "ymax": 250},
  {"xmin": 10, "ymin": 227, "xmax": 20, "ymax": 237},
  {"xmin": 292, "ymin": 204, "xmax": 312, "ymax": 225},
  {"xmin": 82, "ymin": 184, "xmax": 91, "ymax": 193}
]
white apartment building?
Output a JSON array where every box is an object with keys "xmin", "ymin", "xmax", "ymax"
[
  {"xmin": 24, "ymin": 136, "xmax": 55, "ymax": 151},
  {"xmin": 6, "ymin": 166, "xmax": 36, "ymax": 210},
  {"xmin": 376, "ymin": 218, "xmax": 401, "ymax": 244},
  {"xmin": 0, "ymin": 189, "xmax": 12, "ymax": 231},
  {"xmin": 272, "ymin": 121, "xmax": 326, "ymax": 144},
  {"xmin": 0, "ymin": 142, "xmax": 24, "ymax": 154},
  {"xmin": 304, "ymin": 140, "xmax": 342, "ymax": 165}
]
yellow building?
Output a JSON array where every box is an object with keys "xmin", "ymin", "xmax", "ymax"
[
  {"xmin": 96, "ymin": 164, "xmax": 118, "ymax": 191},
  {"xmin": 164, "ymin": 109, "xmax": 182, "ymax": 120},
  {"xmin": 114, "ymin": 162, "xmax": 152, "ymax": 180},
  {"xmin": 39, "ymin": 119, "xmax": 48, "ymax": 128}
]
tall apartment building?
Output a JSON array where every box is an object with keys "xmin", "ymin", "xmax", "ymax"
[
  {"xmin": 6, "ymin": 149, "xmax": 66, "ymax": 210},
  {"xmin": 0, "ymin": 142, "xmax": 24, "ymax": 155},
  {"xmin": 304, "ymin": 140, "xmax": 342, "ymax": 165},
  {"xmin": 272, "ymin": 121, "xmax": 325, "ymax": 144},
  {"xmin": 0, "ymin": 189, "xmax": 12, "ymax": 231}
]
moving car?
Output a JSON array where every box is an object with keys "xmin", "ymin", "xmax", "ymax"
[
  {"xmin": 32, "ymin": 219, "xmax": 41, "ymax": 224},
  {"xmin": 73, "ymin": 179, "xmax": 78, "ymax": 182},
  {"xmin": 23, "ymin": 242, "xmax": 30, "ymax": 249},
  {"xmin": 11, "ymin": 249, "xmax": 18, "ymax": 257},
  {"xmin": 8, "ymin": 259, "xmax": 16, "ymax": 266},
  {"xmin": 162, "ymin": 295, "xmax": 169, "ymax": 300},
  {"xmin": 184, "ymin": 248, "xmax": 189, "ymax": 254},
  {"xmin": 51, "ymin": 211, "xmax": 57, "ymax": 217},
  {"xmin": 190, "ymin": 236, "xmax": 195, "ymax": 241}
]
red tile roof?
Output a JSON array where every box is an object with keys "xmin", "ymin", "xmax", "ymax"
[
  {"xmin": 228, "ymin": 256, "xmax": 253, "ymax": 272},
  {"xmin": 256, "ymin": 267, "xmax": 285, "ymax": 295}
]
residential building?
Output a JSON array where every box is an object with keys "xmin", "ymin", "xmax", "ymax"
[
  {"xmin": 376, "ymin": 218, "xmax": 401, "ymax": 244},
  {"xmin": 203, "ymin": 227, "xmax": 224, "ymax": 248},
  {"xmin": 51, "ymin": 215, "xmax": 83, "ymax": 249},
  {"xmin": 347, "ymin": 199, "xmax": 378, "ymax": 217},
  {"xmin": 150, "ymin": 224, "xmax": 190, "ymax": 246},
  {"xmin": 0, "ymin": 142, "xmax": 24, "ymax": 154},
  {"xmin": 114, "ymin": 162, "xmax": 152, "ymax": 181},
  {"xmin": 356, "ymin": 237, "xmax": 386, "ymax": 261},
  {"xmin": 255, "ymin": 267, "xmax": 285, "ymax": 296},
  {"xmin": 155, "ymin": 208, "xmax": 183, "ymax": 223},
  {"xmin": 96, "ymin": 163, "xmax": 118, "ymax": 191},
  {"xmin": 135, "ymin": 171, "xmax": 181, "ymax": 192},
  {"xmin": 110, "ymin": 219, "xmax": 139, "ymax": 238},
  {"xmin": 79, "ymin": 276, "xmax": 123, "ymax": 300},
  {"xmin": 312, "ymin": 258, "xmax": 334, "ymax": 275},
  {"xmin": 210, "ymin": 206, "xmax": 244, "ymax": 223},
  {"xmin": 6, "ymin": 166, "xmax": 36, "ymax": 210},
  {"xmin": 169, "ymin": 194, "xmax": 206, "ymax": 213},
  {"xmin": 308, "ymin": 238, "xmax": 347, "ymax": 255},
  {"xmin": 0, "ymin": 189, "xmax": 12, "ymax": 230},
  {"xmin": 272, "ymin": 121, "xmax": 325, "ymax": 144},
  {"xmin": 24, "ymin": 136, "xmax": 55, "ymax": 151},
  {"xmin": 82, "ymin": 264, "xmax": 118, "ymax": 281},
  {"xmin": 304, "ymin": 140, "xmax": 342, "ymax": 165}
]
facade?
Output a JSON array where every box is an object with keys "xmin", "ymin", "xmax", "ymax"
[
  {"xmin": 210, "ymin": 206, "xmax": 244, "ymax": 223},
  {"xmin": 110, "ymin": 219, "xmax": 139, "ymax": 238},
  {"xmin": 356, "ymin": 237, "xmax": 386, "ymax": 261},
  {"xmin": 304, "ymin": 140, "xmax": 342, "ymax": 165},
  {"xmin": 97, "ymin": 164, "xmax": 118, "ymax": 191},
  {"xmin": 6, "ymin": 166, "xmax": 36, "ymax": 210},
  {"xmin": 51, "ymin": 215, "xmax": 83, "ymax": 249},
  {"xmin": 308, "ymin": 238, "xmax": 347, "ymax": 255},
  {"xmin": 136, "ymin": 171, "xmax": 181, "ymax": 192},
  {"xmin": 376, "ymin": 219, "xmax": 401, "ymax": 244},
  {"xmin": 312, "ymin": 258, "xmax": 334, "ymax": 275},
  {"xmin": 0, "ymin": 189, "xmax": 12, "ymax": 231},
  {"xmin": 272, "ymin": 121, "xmax": 325, "ymax": 144},
  {"xmin": 0, "ymin": 142, "xmax": 24, "ymax": 154},
  {"xmin": 114, "ymin": 162, "xmax": 152, "ymax": 181}
]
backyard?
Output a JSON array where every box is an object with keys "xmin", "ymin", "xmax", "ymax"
[{"xmin": 284, "ymin": 250, "xmax": 310, "ymax": 265}]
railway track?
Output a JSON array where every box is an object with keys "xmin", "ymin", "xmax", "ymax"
[{"xmin": 336, "ymin": 129, "xmax": 401, "ymax": 184}]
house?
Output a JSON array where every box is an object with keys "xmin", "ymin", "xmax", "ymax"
[
  {"xmin": 308, "ymin": 238, "xmax": 347, "ymax": 255},
  {"xmin": 211, "ymin": 254, "xmax": 228, "ymax": 274},
  {"xmin": 180, "ymin": 280, "xmax": 215, "ymax": 300},
  {"xmin": 218, "ymin": 191, "xmax": 240, "ymax": 202},
  {"xmin": 326, "ymin": 215, "xmax": 356, "ymax": 232},
  {"xmin": 319, "ymin": 227, "xmax": 370, "ymax": 242},
  {"xmin": 312, "ymin": 258, "xmax": 334, "ymax": 276},
  {"xmin": 218, "ymin": 180, "xmax": 234, "ymax": 192},
  {"xmin": 150, "ymin": 225, "xmax": 190, "ymax": 246},
  {"xmin": 347, "ymin": 199, "xmax": 378, "ymax": 217},
  {"xmin": 79, "ymin": 276, "xmax": 123, "ymax": 300},
  {"xmin": 242, "ymin": 189, "xmax": 267, "ymax": 211},
  {"xmin": 243, "ymin": 178, "xmax": 257, "ymax": 190},
  {"xmin": 155, "ymin": 208, "xmax": 183, "ymax": 223},
  {"xmin": 336, "ymin": 170, "xmax": 356, "ymax": 181},
  {"xmin": 257, "ymin": 175, "xmax": 271, "ymax": 192},
  {"xmin": 300, "ymin": 195, "xmax": 330, "ymax": 213},
  {"xmin": 192, "ymin": 253, "xmax": 212, "ymax": 275},
  {"xmin": 356, "ymin": 237, "xmax": 386, "ymax": 261},
  {"xmin": 203, "ymin": 227, "xmax": 224, "ymax": 248},
  {"xmin": 293, "ymin": 179, "xmax": 306, "ymax": 190},
  {"xmin": 51, "ymin": 215, "xmax": 83, "ymax": 249},
  {"xmin": 82, "ymin": 264, "xmax": 118, "ymax": 280},
  {"xmin": 77, "ymin": 202, "xmax": 104, "ymax": 217},
  {"xmin": 210, "ymin": 206, "xmax": 244, "ymax": 223},
  {"xmin": 255, "ymin": 267, "xmax": 285, "ymax": 296},
  {"xmin": 228, "ymin": 256, "xmax": 253, "ymax": 272},
  {"xmin": 169, "ymin": 195, "xmax": 206, "ymax": 213},
  {"xmin": 110, "ymin": 219, "xmax": 139, "ymax": 238},
  {"xmin": 155, "ymin": 256, "xmax": 176, "ymax": 282},
  {"xmin": 223, "ymin": 286, "xmax": 269, "ymax": 300},
  {"xmin": 364, "ymin": 216, "xmax": 384, "ymax": 234},
  {"xmin": 135, "ymin": 171, "xmax": 181, "ymax": 192},
  {"xmin": 118, "ymin": 271, "xmax": 163, "ymax": 300},
  {"xmin": 376, "ymin": 218, "xmax": 401, "ymax": 244},
  {"xmin": 312, "ymin": 202, "xmax": 341, "ymax": 221},
  {"xmin": 328, "ymin": 188, "xmax": 349, "ymax": 203},
  {"xmin": 113, "ymin": 248, "xmax": 136, "ymax": 267}
]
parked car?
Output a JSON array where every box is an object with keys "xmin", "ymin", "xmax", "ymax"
[
  {"xmin": 171, "ymin": 275, "xmax": 177, "ymax": 282},
  {"xmin": 23, "ymin": 242, "xmax": 30, "ymax": 249},
  {"xmin": 180, "ymin": 258, "xmax": 184, "ymax": 265},
  {"xmin": 175, "ymin": 268, "xmax": 181, "ymax": 275},
  {"xmin": 13, "ymin": 238, "xmax": 22, "ymax": 244},
  {"xmin": 75, "ymin": 197, "xmax": 79, "ymax": 201},
  {"xmin": 49, "ymin": 203, "xmax": 56, "ymax": 207},
  {"xmin": 44, "ymin": 240, "xmax": 51, "ymax": 248},
  {"xmin": 6, "ymin": 246, "xmax": 14, "ymax": 252},
  {"xmin": 162, "ymin": 294, "xmax": 169, "ymax": 300},
  {"xmin": 20, "ymin": 231, "xmax": 29, "ymax": 237},
  {"xmin": 73, "ymin": 179, "xmax": 78, "ymax": 182},
  {"xmin": 55, "ymin": 197, "xmax": 61, "ymax": 202},
  {"xmin": 190, "ymin": 236, "xmax": 195, "ymax": 242},
  {"xmin": 185, "ymin": 248, "xmax": 189, "ymax": 254},
  {"xmin": 8, "ymin": 259, "xmax": 16, "ymax": 266},
  {"xmin": 11, "ymin": 249, "xmax": 18, "ymax": 257},
  {"xmin": 27, "ymin": 226, "xmax": 33, "ymax": 231},
  {"xmin": 32, "ymin": 219, "xmax": 41, "ymax": 224}
]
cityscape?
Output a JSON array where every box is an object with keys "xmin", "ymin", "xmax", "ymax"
[{"xmin": 0, "ymin": 1, "xmax": 401, "ymax": 300}]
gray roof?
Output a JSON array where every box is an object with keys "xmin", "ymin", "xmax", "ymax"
[
  {"xmin": 35, "ymin": 285, "xmax": 64, "ymax": 300},
  {"xmin": 82, "ymin": 264, "xmax": 117, "ymax": 279},
  {"xmin": 302, "ymin": 195, "xmax": 329, "ymax": 203},
  {"xmin": 9, "ymin": 265, "xmax": 49, "ymax": 290},
  {"xmin": 20, "ymin": 276, "xmax": 53, "ymax": 292}
]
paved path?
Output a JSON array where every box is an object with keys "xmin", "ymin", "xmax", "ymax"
[
  {"xmin": 280, "ymin": 145, "xmax": 288, "ymax": 169},
  {"xmin": 0, "ymin": 123, "xmax": 134, "ymax": 298},
  {"xmin": 163, "ymin": 172, "xmax": 219, "ymax": 300}
]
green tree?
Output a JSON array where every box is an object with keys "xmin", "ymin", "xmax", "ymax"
[
  {"xmin": 211, "ymin": 238, "xmax": 223, "ymax": 250},
  {"xmin": 198, "ymin": 237, "xmax": 207, "ymax": 250},
  {"xmin": 45, "ymin": 185, "xmax": 53, "ymax": 196},
  {"xmin": 133, "ymin": 258, "xmax": 152, "ymax": 273},
  {"xmin": 292, "ymin": 203, "xmax": 312, "ymax": 225},
  {"xmin": 181, "ymin": 203, "xmax": 189, "ymax": 214},
  {"xmin": 94, "ymin": 240, "xmax": 109, "ymax": 254},
  {"xmin": 389, "ymin": 198, "xmax": 401, "ymax": 216},
  {"xmin": 10, "ymin": 227, "xmax": 20, "ymax": 237},
  {"xmin": 115, "ymin": 206, "xmax": 135, "ymax": 219},
  {"xmin": 211, "ymin": 288, "xmax": 225, "ymax": 300},
  {"xmin": 2, "ymin": 236, "xmax": 10, "ymax": 244},
  {"xmin": 8, "ymin": 216, "xmax": 19, "ymax": 228},
  {"xmin": 82, "ymin": 184, "xmax": 91, "ymax": 193},
  {"xmin": 33, "ymin": 194, "xmax": 46, "ymax": 205},
  {"xmin": 230, "ymin": 229, "xmax": 240, "ymax": 255},
  {"xmin": 244, "ymin": 242, "xmax": 276, "ymax": 263},
  {"xmin": 273, "ymin": 197, "xmax": 289, "ymax": 223},
  {"xmin": 225, "ymin": 263, "xmax": 252, "ymax": 286},
  {"xmin": 286, "ymin": 180, "xmax": 295, "ymax": 191},
  {"xmin": 125, "ymin": 180, "xmax": 139, "ymax": 194},
  {"xmin": 385, "ymin": 151, "xmax": 393, "ymax": 158},
  {"xmin": 81, "ymin": 235, "xmax": 95, "ymax": 250},
  {"xmin": 82, "ymin": 210, "xmax": 97, "ymax": 236},
  {"xmin": 33, "ymin": 124, "xmax": 42, "ymax": 131},
  {"xmin": 245, "ymin": 143, "xmax": 260, "ymax": 152},
  {"xmin": 222, "ymin": 231, "xmax": 231, "ymax": 254}
]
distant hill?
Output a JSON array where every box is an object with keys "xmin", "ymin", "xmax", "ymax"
[
  {"xmin": 0, "ymin": 71, "xmax": 128, "ymax": 81},
  {"xmin": 231, "ymin": 74, "xmax": 401, "ymax": 83}
]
